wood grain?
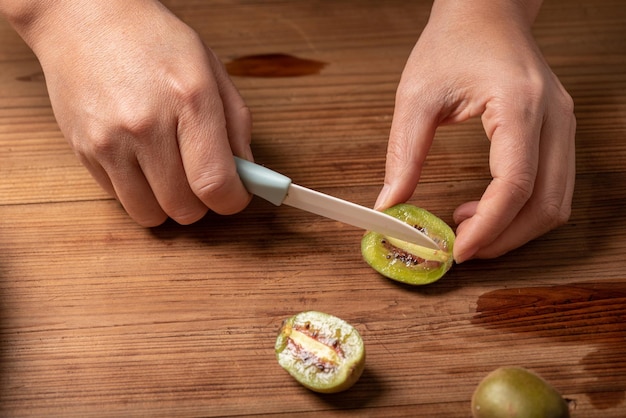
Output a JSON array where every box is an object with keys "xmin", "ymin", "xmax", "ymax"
[{"xmin": 1, "ymin": 0, "xmax": 626, "ymax": 416}]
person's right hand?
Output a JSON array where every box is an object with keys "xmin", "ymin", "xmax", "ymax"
[{"xmin": 11, "ymin": 0, "xmax": 253, "ymax": 226}]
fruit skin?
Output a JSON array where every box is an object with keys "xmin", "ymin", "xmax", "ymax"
[
  {"xmin": 471, "ymin": 366, "xmax": 570, "ymax": 418},
  {"xmin": 361, "ymin": 204, "xmax": 455, "ymax": 285},
  {"xmin": 275, "ymin": 311, "xmax": 365, "ymax": 394}
]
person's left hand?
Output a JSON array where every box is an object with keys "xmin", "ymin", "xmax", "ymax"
[{"xmin": 375, "ymin": 1, "xmax": 576, "ymax": 263}]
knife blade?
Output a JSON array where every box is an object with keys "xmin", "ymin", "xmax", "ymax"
[{"xmin": 234, "ymin": 157, "xmax": 439, "ymax": 250}]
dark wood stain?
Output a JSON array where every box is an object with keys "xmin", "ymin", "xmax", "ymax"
[
  {"xmin": 473, "ymin": 282, "xmax": 626, "ymax": 325},
  {"xmin": 225, "ymin": 53, "xmax": 327, "ymax": 77},
  {"xmin": 472, "ymin": 281, "xmax": 626, "ymax": 409}
]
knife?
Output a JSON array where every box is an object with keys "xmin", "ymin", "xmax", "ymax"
[{"xmin": 234, "ymin": 157, "xmax": 439, "ymax": 250}]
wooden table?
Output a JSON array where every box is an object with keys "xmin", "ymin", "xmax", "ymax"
[{"xmin": 1, "ymin": 1, "xmax": 625, "ymax": 416}]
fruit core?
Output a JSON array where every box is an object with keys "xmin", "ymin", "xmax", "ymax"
[
  {"xmin": 383, "ymin": 234, "xmax": 449, "ymax": 265},
  {"xmin": 286, "ymin": 324, "xmax": 344, "ymax": 372}
]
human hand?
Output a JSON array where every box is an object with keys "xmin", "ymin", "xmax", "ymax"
[
  {"xmin": 375, "ymin": 0, "xmax": 576, "ymax": 263},
  {"xmin": 12, "ymin": 0, "xmax": 252, "ymax": 226}
]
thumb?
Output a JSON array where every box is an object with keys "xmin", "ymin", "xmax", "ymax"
[{"xmin": 375, "ymin": 99, "xmax": 438, "ymax": 211}]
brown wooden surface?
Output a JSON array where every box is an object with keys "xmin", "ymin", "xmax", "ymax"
[{"xmin": 1, "ymin": 0, "xmax": 626, "ymax": 416}]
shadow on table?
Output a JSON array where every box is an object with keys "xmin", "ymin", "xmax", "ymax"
[{"xmin": 314, "ymin": 367, "xmax": 385, "ymax": 410}]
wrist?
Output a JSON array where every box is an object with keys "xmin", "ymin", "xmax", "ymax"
[
  {"xmin": 1, "ymin": 0, "xmax": 167, "ymax": 61},
  {"xmin": 430, "ymin": 0, "xmax": 543, "ymax": 27},
  {"xmin": 0, "ymin": 0, "xmax": 51, "ymax": 42},
  {"xmin": 0, "ymin": 1, "xmax": 84, "ymax": 56}
]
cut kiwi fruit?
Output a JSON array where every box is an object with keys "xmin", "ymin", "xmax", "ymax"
[
  {"xmin": 275, "ymin": 311, "xmax": 365, "ymax": 393},
  {"xmin": 471, "ymin": 366, "xmax": 571, "ymax": 418},
  {"xmin": 361, "ymin": 204, "xmax": 454, "ymax": 285}
]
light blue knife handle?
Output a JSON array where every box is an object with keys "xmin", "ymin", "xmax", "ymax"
[{"xmin": 234, "ymin": 157, "xmax": 292, "ymax": 206}]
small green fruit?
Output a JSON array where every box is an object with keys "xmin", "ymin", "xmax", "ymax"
[
  {"xmin": 471, "ymin": 366, "xmax": 570, "ymax": 418},
  {"xmin": 275, "ymin": 311, "xmax": 365, "ymax": 393},
  {"xmin": 361, "ymin": 204, "xmax": 455, "ymax": 285}
]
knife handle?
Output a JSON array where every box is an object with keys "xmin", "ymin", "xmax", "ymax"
[{"xmin": 234, "ymin": 157, "xmax": 292, "ymax": 206}]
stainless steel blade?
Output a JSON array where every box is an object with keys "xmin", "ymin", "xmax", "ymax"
[{"xmin": 282, "ymin": 184, "xmax": 440, "ymax": 249}]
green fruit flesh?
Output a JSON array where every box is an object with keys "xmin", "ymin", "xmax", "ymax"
[
  {"xmin": 275, "ymin": 311, "xmax": 365, "ymax": 393},
  {"xmin": 471, "ymin": 366, "xmax": 570, "ymax": 418},
  {"xmin": 361, "ymin": 204, "xmax": 455, "ymax": 285}
]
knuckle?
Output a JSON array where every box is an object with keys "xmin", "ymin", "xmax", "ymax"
[
  {"xmin": 190, "ymin": 167, "xmax": 235, "ymax": 200},
  {"xmin": 540, "ymin": 199, "xmax": 571, "ymax": 229},
  {"xmin": 170, "ymin": 73, "xmax": 208, "ymax": 111},
  {"xmin": 234, "ymin": 104, "xmax": 253, "ymax": 132},
  {"xmin": 79, "ymin": 112, "xmax": 158, "ymax": 160},
  {"xmin": 190, "ymin": 167, "xmax": 249, "ymax": 215},
  {"xmin": 395, "ymin": 81, "xmax": 430, "ymax": 108},
  {"xmin": 386, "ymin": 139, "xmax": 408, "ymax": 162},
  {"xmin": 78, "ymin": 125, "xmax": 119, "ymax": 158},
  {"xmin": 558, "ymin": 90, "xmax": 576, "ymax": 117},
  {"xmin": 113, "ymin": 105, "xmax": 159, "ymax": 145},
  {"xmin": 120, "ymin": 112, "xmax": 156, "ymax": 140},
  {"xmin": 501, "ymin": 174, "xmax": 535, "ymax": 207},
  {"xmin": 520, "ymin": 76, "xmax": 546, "ymax": 97}
]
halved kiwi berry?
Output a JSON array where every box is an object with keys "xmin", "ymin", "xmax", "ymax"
[
  {"xmin": 361, "ymin": 204, "xmax": 455, "ymax": 285},
  {"xmin": 471, "ymin": 366, "xmax": 571, "ymax": 418},
  {"xmin": 275, "ymin": 311, "xmax": 365, "ymax": 393}
]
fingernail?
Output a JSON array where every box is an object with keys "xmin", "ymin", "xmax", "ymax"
[
  {"xmin": 454, "ymin": 246, "xmax": 478, "ymax": 264},
  {"xmin": 374, "ymin": 185, "xmax": 392, "ymax": 210}
]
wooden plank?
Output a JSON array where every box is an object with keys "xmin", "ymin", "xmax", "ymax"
[{"xmin": 1, "ymin": 0, "xmax": 626, "ymax": 416}]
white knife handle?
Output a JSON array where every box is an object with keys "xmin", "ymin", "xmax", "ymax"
[{"xmin": 234, "ymin": 157, "xmax": 292, "ymax": 206}]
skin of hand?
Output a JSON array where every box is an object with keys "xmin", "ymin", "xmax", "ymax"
[
  {"xmin": 2, "ymin": 0, "xmax": 253, "ymax": 227},
  {"xmin": 375, "ymin": 0, "xmax": 576, "ymax": 263}
]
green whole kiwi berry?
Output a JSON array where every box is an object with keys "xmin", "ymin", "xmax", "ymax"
[
  {"xmin": 471, "ymin": 366, "xmax": 571, "ymax": 418},
  {"xmin": 275, "ymin": 311, "xmax": 366, "ymax": 393},
  {"xmin": 361, "ymin": 204, "xmax": 455, "ymax": 285}
]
